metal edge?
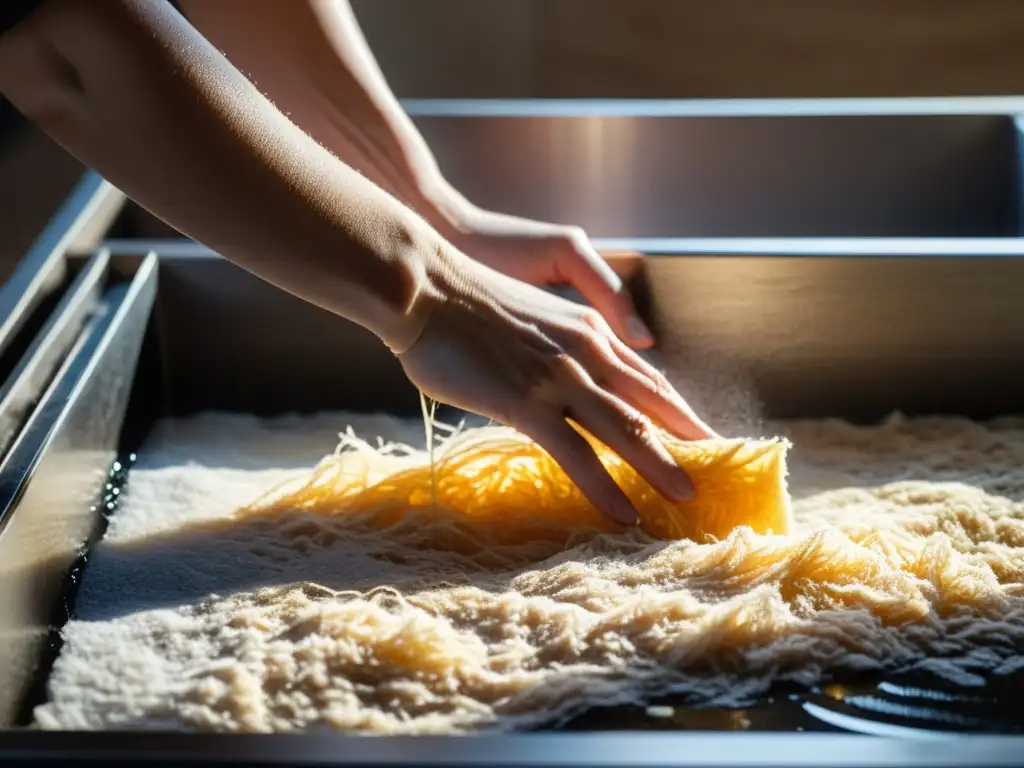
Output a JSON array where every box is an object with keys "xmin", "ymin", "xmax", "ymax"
[
  {"xmin": 0, "ymin": 732, "xmax": 1022, "ymax": 767},
  {"xmin": 0, "ymin": 251, "xmax": 156, "ymax": 728},
  {"xmin": 99, "ymin": 239, "xmax": 198, "ymax": 258},
  {"xmin": 0, "ymin": 252, "xmax": 110, "ymax": 461},
  {"xmin": 0, "ymin": 174, "xmax": 124, "ymax": 361},
  {"xmin": 101, "ymin": 237, "xmax": 1024, "ymax": 258},
  {"xmin": 0, "ymin": 251, "xmax": 156, "ymax": 534},
  {"xmin": 590, "ymin": 238, "xmax": 1024, "ymax": 256},
  {"xmin": 1014, "ymin": 115, "xmax": 1024, "ymax": 237},
  {"xmin": 401, "ymin": 96, "xmax": 1024, "ymax": 118}
]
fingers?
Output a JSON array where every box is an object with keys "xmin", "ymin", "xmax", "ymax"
[
  {"xmin": 605, "ymin": 334, "xmax": 719, "ymax": 440},
  {"xmin": 572, "ymin": 311, "xmax": 718, "ymax": 441},
  {"xmin": 515, "ymin": 414, "xmax": 640, "ymax": 526},
  {"xmin": 553, "ymin": 230, "xmax": 655, "ymax": 350},
  {"xmin": 550, "ymin": 233, "xmax": 718, "ymax": 442},
  {"xmin": 566, "ymin": 381, "xmax": 695, "ymax": 505},
  {"xmin": 596, "ymin": 353, "xmax": 715, "ymax": 442}
]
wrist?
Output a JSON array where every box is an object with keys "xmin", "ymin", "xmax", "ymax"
[
  {"xmin": 369, "ymin": 216, "xmax": 463, "ymax": 356},
  {"xmin": 379, "ymin": 111, "xmax": 486, "ymax": 242},
  {"xmin": 404, "ymin": 167, "xmax": 466, "ymax": 224}
]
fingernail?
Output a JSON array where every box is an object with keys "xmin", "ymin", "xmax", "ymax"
[
  {"xmin": 626, "ymin": 316, "xmax": 654, "ymax": 346},
  {"xmin": 692, "ymin": 416, "xmax": 720, "ymax": 440},
  {"xmin": 669, "ymin": 396, "xmax": 719, "ymax": 441},
  {"xmin": 669, "ymin": 472, "xmax": 695, "ymax": 502},
  {"xmin": 612, "ymin": 502, "xmax": 640, "ymax": 527}
]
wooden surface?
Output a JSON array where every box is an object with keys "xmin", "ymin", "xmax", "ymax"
[{"xmin": 352, "ymin": 0, "xmax": 1024, "ymax": 98}]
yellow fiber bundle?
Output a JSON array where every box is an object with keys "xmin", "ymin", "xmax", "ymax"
[{"xmin": 241, "ymin": 423, "xmax": 792, "ymax": 547}]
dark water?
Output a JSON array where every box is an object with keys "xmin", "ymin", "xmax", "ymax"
[{"xmin": 560, "ymin": 669, "xmax": 1024, "ymax": 735}]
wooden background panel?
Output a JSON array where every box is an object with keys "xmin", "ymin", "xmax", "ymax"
[
  {"xmin": 352, "ymin": 0, "xmax": 1024, "ymax": 98},
  {"xmin": 351, "ymin": 0, "xmax": 544, "ymax": 97},
  {"xmin": 536, "ymin": 0, "xmax": 1024, "ymax": 98}
]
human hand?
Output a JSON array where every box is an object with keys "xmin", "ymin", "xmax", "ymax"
[
  {"xmin": 424, "ymin": 191, "xmax": 654, "ymax": 350},
  {"xmin": 397, "ymin": 248, "xmax": 717, "ymax": 527}
]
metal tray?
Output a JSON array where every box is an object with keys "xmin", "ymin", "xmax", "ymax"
[
  {"xmin": 0, "ymin": 241, "xmax": 1019, "ymax": 765},
  {"xmin": 104, "ymin": 96, "xmax": 1024, "ymax": 242},
  {"xmin": 2, "ymin": 97, "xmax": 1024, "ymax": 765},
  {"xmin": 404, "ymin": 97, "xmax": 1024, "ymax": 238},
  {"xmin": 94, "ymin": 236, "xmax": 1024, "ymax": 427},
  {"xmin": 0, "ymin": 250, "xmax": 154, "ymax": 728},
  {"xmin": 0, "ymin": 173, "xmax": 124, "ymax": 467}
]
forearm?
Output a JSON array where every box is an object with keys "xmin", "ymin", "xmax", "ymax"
[
  {"xmin": 181, "ymin": 0, "xmax": 450, "ymax": 220},
  {"xmin": 0, "ymin": 0, "xmax": 442, "ymax": 351}
]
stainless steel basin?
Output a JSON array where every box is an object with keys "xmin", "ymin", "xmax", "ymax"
[
  {"xmin": 406, "ymin": 98, "xmax": 1024, "ymax": 238},
  {"xmin": 1, "ymin": 97, "xmax": 1024, "ymax": 765}
]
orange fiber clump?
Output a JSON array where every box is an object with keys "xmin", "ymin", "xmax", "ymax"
[{"xmin": 242, "ymin": 422, "xmax": 793, "ymax": 547}]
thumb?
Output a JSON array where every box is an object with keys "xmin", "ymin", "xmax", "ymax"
[{"xmin": 555, "ymin": 229, "xmax": 655, "ymax": 349}]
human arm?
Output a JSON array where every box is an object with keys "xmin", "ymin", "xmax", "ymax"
[
  {"xmin": 179, "ymin": 0, "xmax": 654, "ymax": 348},
  {"xmin": 0, "ymin": 0, "xmax": 713, "ymax": 525},
  {"xmin": 0, "ymin": 0, "xmax": 439, "ymax": 351}
]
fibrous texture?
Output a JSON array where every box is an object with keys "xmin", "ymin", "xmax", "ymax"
[
  {"xmin": 239, "ymin": 424, "xmax": 792, "ymax": 557},
  {"xmin": 34, "ymin": 413, "xmax": 1024, "ymax": 734}
]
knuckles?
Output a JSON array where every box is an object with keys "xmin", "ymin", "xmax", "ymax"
[
  {"xmin": 565, "ymin": 322, "xmax": 614, "ymax": 364},
  {"xmin": 577, "ymin": 308, "xmax": 606, "ymax": 332},
  {"xmin": 562, "ymin": 226, "xmax": 590, "ymax": 248},
  {"xmin": 619, "ymin": 411, "xmax": 654, "ymax": 443},
  {"xmin": 652, "ymin": 372, "xmax": 675, "ymax": 400}
]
